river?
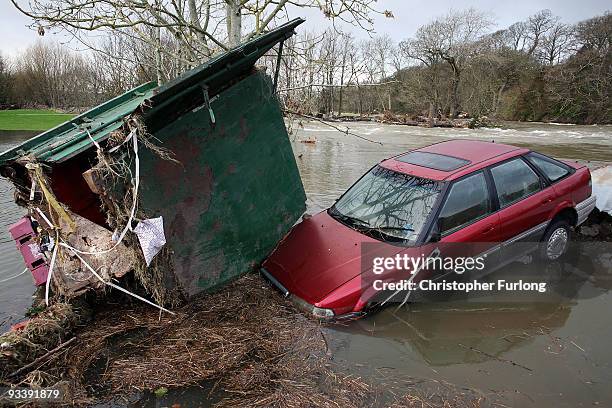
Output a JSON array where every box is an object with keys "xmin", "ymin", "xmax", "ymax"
[
  {"xmin": 1, "ymin": 122, "xmax": 612, "ymax": 407},
  {"xmin": 291, "ymin": 120, "xmax": 612, "ymax": 408},
  {"xmin": 0, "ymin": 130, "xmax": 38, "ymax": 331}
]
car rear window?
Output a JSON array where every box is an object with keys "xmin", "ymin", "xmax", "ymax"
[
  {"xmin": 397, "ymin": 151, "xmax": 470, "ymax": 171},
  {"xmin": 525, "ymin": 152, "xmax": 571, "ymax": 182}
]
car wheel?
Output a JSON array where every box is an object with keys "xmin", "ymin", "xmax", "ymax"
[{"xmin": 539, "ymin": 219, "xmax": 572, "ymax": 261}]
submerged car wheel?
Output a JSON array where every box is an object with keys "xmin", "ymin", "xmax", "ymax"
[{"xmin": 539, "ymin": 220, "xmax": 571, "ymax": 261}]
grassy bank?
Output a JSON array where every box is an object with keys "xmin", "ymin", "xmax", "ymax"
[{"xmin": 0, "ymin": 109, "xmax": 74, "ymax": 131}]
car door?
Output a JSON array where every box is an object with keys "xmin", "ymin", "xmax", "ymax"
[
  {"xmin": 489, "ymin": 156, "xmax": 557, "ymax": 261},
  {"xmin": 427, "ymin": 171, "xmax": 501, "ymax": 280}
]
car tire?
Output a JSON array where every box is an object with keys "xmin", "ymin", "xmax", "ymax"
[{"xmin": 539, "ymin": 219, "xmax": 572, "ymax": 261}]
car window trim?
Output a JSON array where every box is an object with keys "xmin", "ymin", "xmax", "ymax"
[
  {"xmin": 521, "ymin": 155, "xmax": 551, "ymax": 187},
  {"xmin": 488, "ymin": 156, "xmax": 544, "ymax": 210},
  {"xmin": 416, "ymin": 180, "xmax": 449, "ymax": 244},
  {"xmin": 483, "ymin": 168, "xmax": 500, "ymax": 212},
  {"xmin": 425, "ymin": 151, "xmax": 571, "ymax": 241}
]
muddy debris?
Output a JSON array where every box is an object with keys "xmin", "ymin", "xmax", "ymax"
[
  {"xmin": 0, "ymin": 274, "xmax": 496, "ymax": 407},
  {"xmin": 0, "ymin": 301, "xmax": 90, "ymax": 380},
  {"xmin": 578, "ymin": 209, "xmax": 612, "ymax": 241}
]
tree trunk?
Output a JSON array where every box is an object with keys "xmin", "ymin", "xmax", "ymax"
[
  {"xmin": 449, "ymin": 73, "xmax": 460, "ymax": 118},
  {"xmin": 188, "ymin": 0, "xmax": 211, "ymax": 56},
  {"xmin": 226, "ymin": 0, "xmax": 242, "ymax": 48},
  {"xmin": 338, "ymin": 65, "xmax": 345, "ymax": 117},
  {"xmin": 155, "ymin": 27, "xmax": 163, "ymax": 84},
  {"xmin": 495, "ymin": 81, "xmax": 507, "ymax": 115}
]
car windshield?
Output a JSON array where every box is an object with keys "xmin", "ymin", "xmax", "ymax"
[{"xmin": 329, "ymin": 165, "xmax": 443, "ymax": 243}]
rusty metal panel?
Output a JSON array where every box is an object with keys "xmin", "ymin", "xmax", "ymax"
[{"xmin": 138, "ymin": 71, "xmax": 306, "ymax": 295}]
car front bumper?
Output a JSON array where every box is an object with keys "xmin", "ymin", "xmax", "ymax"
[{"xmin": 260, "ymin": 267, "xmax": 364, "ymax": 321}]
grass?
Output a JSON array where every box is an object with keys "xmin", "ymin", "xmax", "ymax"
[{"xmin": 0, "ymin": 109, "xmax": 75, "ymax": 131}]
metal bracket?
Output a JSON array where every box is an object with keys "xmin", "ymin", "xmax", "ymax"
[
  {"xmin": 273, "ymin": 40, "xmax": 284, "ymax": 93},
  {"xmin": 202, "ymin": 86, "xmax": 216, "ymax": 127}
]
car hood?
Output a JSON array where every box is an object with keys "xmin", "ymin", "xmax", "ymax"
[{"xmin": 262, "ymin": 211, "xmax": 403, "ymax": 304}]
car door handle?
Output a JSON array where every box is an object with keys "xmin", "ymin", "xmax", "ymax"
[{"xmin": 541, "ymin": 197, "xmax": 553, "ymax": 204}]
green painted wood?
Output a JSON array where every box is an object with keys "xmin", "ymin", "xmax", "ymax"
[
  {"xmin": 0, "ymin": 82, "xmax": 157, "ymax": 165},
  {"xmin": 138, "ymin": 71, "xmax": 306, "ymax": 295}
]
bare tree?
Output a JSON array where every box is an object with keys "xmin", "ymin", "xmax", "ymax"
[
  {"xmin": 370, "ymin": 34, "xmax": 394, "ymax": 110},
  {"xmin": 540, "ymin": 22, "xmax": 573, "ymax": 65},
  {"xmin": 10, "ymin": 0, "xmax": 390, "ymax": 83},
  {"xmin": 336, "ymin": 33, "xmax": 356, "ymax": 115},
  {"xmin": 402, "ymin": 8, "xmax": 493, "ymax": 118},
  {"xmin": 505, "ymin": 21, "xmax": 529, "ymax": 51},
  {"xmin": 0, "ymin": 53, "xmax": 11, "ymax": 105},
  {"xmin": 546, "ymin": 12, "xmax": 611, "ymax": 123},
  {"xmin": 12, "ymin": 41, "xmax": 97, "ymax": 108},
  {"xmin": 399, "ymin": 32, "xmax": 444, "ymax": 125},
  {"xmin": 525, "ymin": 9, "xmax": 557, "ymax": 56}
]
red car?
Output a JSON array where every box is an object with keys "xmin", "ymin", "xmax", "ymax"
[{"xmin": 261, "ymin": 140, "xmax": 596, "ymax": 320}]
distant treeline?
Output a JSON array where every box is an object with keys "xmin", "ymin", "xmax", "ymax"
[
  {"xmin": 276, "ymin": 9, "xmax": 611, "ymax": 125},
  {"xmin": 0, "ymin": 8, "xmax": 610, "ymax": 124},
  {"xmin": 0, "ymin": 39, "xmax": 158, "ymax": 111}
]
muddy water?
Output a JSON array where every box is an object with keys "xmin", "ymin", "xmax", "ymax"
[
  {"xmin": 290, "ymin": 121, "xmax": 612, "ymax": 408},
  {"xmin": 0, "ymin": 131, "xmax": 37, "ymax": 331},
  {"xmin": 1, "ymin": 122, "xmax": 611, "ymax": 407},
  {"xmin": 291, "ymin": 121, "xmax": 612, "ymax": 214}
]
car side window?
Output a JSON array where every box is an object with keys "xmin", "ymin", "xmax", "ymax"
[
  {"xmin": 525, "ymin": 152, "xmax": 570, "ymax": 182},
  {"xmin": 437, "ymin": 172, "xmax": 491, "ymax": 234},
  {"xmin": 491, "ymin": 158, "xmax": 541, "ymax": 208}
]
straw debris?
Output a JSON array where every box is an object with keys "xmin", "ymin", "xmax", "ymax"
[
  {"xmin": 1, "ymin": 274, "xmax": 493, "ymax": 407},
  {"xmin": 68, "ymin": 273, "xmax": 377, "ymax": 407},
  {"xmin": 0, "ymin": 302, "xmax": 87, "ymax": 380}
]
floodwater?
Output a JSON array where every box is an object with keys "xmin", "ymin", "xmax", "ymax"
[
  {"xmin": 290, "ymin": 120, "xmax": 612, "ymax": 214},
  {"xmin": 290, "ymin": 120, "xmax": 612, "ymax": 408},
  {"xmin": 1, "ymin": 122, "xmax": 612, "ymax": 407},
  {"xmin": 0, "ymin": 130, "xmax": 37, "ymax": 331}
]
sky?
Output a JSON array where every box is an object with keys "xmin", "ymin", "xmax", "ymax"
[{"xmin": 0, "ymin": 0, "xmax": 610, "ymax": 58}]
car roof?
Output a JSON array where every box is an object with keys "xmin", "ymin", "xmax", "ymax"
[{"xmin": 379, "ymin": 140, "xmax": 528, "ymax": 181}]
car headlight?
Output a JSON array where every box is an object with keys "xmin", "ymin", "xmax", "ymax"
[{"xmin": 312, "ymin": 306, "xmax": 335, "ymax": 318}]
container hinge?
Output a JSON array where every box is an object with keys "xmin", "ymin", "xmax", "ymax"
[{"xmin": 201, "ymin": 86, "xmax": 216, "ymax": 127}]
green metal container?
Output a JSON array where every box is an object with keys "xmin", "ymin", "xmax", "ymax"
[{"xmin": 0, "ymin": 19, "xmax": 306, "ymax": 299}]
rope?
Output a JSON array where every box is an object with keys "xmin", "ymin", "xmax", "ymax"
[
  {"xmin": 0, "ymin": 268, "xmax": 28, "ymax": 284},
  {"xmin": 34, "ymin": 123, "xmax": 173, "ymax": 314},
  {"xmin": 85, "ymin": 129, "xmax": 102, "ymax": 151},
  {"xmin": 62, "ymin": 242, "xmax": 174, "ymax": 315},
  {"xmin": 44, "ymin": 232, "xmax": 59, "ymax": 306},
  {"xmin": 66, "ymin": 127, "xmax": 140, "ymax": 256}
]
